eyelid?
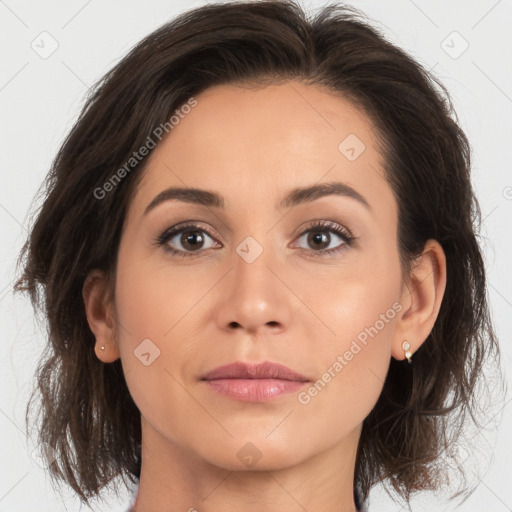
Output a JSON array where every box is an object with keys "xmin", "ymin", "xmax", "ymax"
[
  {"xmin": 290, "ymin": 219, "xmax": 354, "ymax": 240},
  {"xmin": 157, "ymin": 220, "xmax": 221, "ymax": 241}
]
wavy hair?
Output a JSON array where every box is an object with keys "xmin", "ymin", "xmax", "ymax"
[{"xmin": 14, "ymin": 0, "xmax": 504, "ymax": 508}]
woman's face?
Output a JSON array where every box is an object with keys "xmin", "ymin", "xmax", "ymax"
[{"xmin": 113, "ymin": 81, "xmax": 406, "ymax": 470}]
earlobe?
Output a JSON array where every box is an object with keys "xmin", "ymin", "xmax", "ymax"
[
  {"xmin": 392, "ymin": 239, "xmax": 447, "ymax": 361},
  {"xmin": 82, "ymin": 269, "xmax": 121, "ymax": 363}
]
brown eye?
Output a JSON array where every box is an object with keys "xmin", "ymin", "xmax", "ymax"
[
  {"xmin": 294, "ymin": 220, "xmax": 355, "ymax": 256},
  {"xmin": 179, "ymin": 230, "xmax": 207, "ymax": 251},
  {"xmin": 306, "ymin": 231, "xmax": 331, "ymax": 250},
  {"xmin": 156, "ymin": 223, "xmax": 219, "ymax": 257}
]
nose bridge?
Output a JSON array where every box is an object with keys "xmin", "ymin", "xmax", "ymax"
[
  {"xmin": 232, "ymin": 232, "xmax": 276, "ymax": 299},
  {"xmin": 215, "ymin": 229, "xmax": 291, "ymax": 334},
  {"xmin": 230, "ymin": 202, "xmax": 279, "ymax": 270}
]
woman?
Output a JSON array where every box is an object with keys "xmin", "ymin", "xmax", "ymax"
[{"xmin": 14, "ymin": 1, "xmax": 503, "ymax": 511}]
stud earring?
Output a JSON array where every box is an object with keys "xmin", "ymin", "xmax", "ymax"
[
  {"xmin": 402, "ymin": 341, "xmax": 412, "ymax": 364},
  {"xmin": 100, "ymin": 345, "xmax": 105, "ymax": 351}
]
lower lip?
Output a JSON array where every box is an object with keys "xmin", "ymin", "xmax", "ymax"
[{"xmin": 203, "ymin": 378, "xmax": 308, "ymax": 402}]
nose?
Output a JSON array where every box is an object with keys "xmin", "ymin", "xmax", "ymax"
[{"xmin": 215, "ymin": 242, "xmax": 293, "ymax": 338}]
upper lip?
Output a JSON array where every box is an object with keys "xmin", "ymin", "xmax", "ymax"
[{"xmin": 201, "ymin": 361, "xmax": 310, "ymax": 382}]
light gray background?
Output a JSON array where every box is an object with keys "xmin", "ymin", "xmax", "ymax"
[{"xmin": 1, "ymin": 0, "xmax": 511, "ymax": 510}]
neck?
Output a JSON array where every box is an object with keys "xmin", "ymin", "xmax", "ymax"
[{"xmin": 131, "ymin": 420, "xmax": 361, "ymax": 512}]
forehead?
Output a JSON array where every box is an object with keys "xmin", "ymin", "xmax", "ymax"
[{"xmin": 130, "ymin": 81, "xmax": 393, "ymax": 219}]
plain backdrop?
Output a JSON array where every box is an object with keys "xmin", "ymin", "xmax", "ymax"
[{"xmin": 1, "ymin": 0, "xmax": 511, "ymax": 511}]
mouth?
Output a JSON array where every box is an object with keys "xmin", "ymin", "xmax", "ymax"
[{"xmin": 200, "ymin": 361, "xmax": 310, "ymax": 402}]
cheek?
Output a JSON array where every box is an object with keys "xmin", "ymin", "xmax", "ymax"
[
  {"xmin": 294, "ymin": 283, "xmax": 399, "ymax": 443},
  {"xmin": 298, "ymin": 253, "xmax": 402, "ymax": 400},
  {"xmin": 114, "ymin": 246, "xmax": 197, "ymax": 337},
  {"xmin": 113, "ymin": 262, "xmax": 195, "ymax": 441},
  {"xmin": 112, "ymin": 241, "xmax": 214, "ymax": 401},
  {"xmin": 300, "ymin": 250, "xmax": 402, "ymax": 344}
]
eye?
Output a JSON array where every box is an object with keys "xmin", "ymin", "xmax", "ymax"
[
  {"xmin": 293, "ymin": 220, "xmax": 355, "ymax": 256},
  {"xmin": 155, "ymin": 223, "xmax": 219, "ymax": 257}
]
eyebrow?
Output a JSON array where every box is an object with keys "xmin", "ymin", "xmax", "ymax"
[{"xmin": 143, "ymin": 181, "xmax": 371, "ymax": 216}]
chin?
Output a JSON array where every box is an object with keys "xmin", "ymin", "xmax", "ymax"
[{"xmin": 197, "ymin": 437, "xmax": 309, "ymax": 472}]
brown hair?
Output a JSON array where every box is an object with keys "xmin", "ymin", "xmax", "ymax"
[{"xmin": 14, "ymin": 0, "xmax": 504, "ymax": 508}]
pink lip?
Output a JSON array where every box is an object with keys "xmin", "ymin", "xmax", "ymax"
[{"xmin": 200, "ymin": 361, "xmax": 310, "ymax": 402}]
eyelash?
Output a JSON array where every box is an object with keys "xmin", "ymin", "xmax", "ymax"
[{"xmin": 154, "ymin": 220, "xmax": 356, "ymax": 258}]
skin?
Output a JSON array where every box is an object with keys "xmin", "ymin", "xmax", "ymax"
[{"xmin": 83, "ymin": 81, "xmax": 447, "ymax": 512}]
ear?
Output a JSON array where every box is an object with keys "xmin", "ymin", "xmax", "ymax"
[
  {"xmin": 82, "ymin": 269, "xmax": 120, "ymax": 363},
  {"xmin": 392, "ymin": 239, "xmax": 447, "ymax": 361}
]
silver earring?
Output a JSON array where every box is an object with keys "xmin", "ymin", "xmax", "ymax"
[{"xmin": 402, "ymin": 341, "xmax": 412, "ymax": 364}]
